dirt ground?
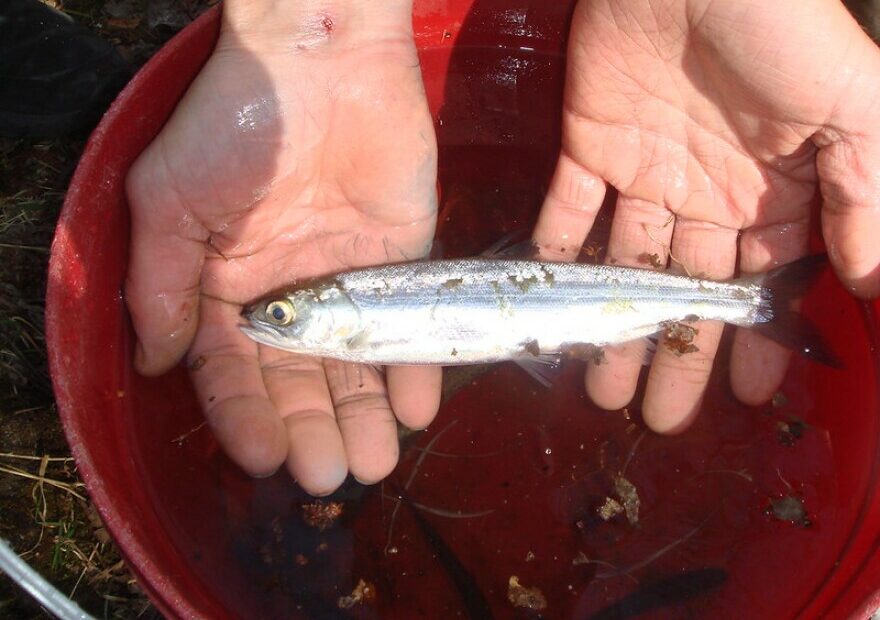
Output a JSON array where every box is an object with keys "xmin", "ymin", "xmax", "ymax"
[
  {"xmin": 0, "ymin": 1, "xmax": 877, "ymax": 619},
  {"xmin": 0, "ymin": 2, "xmax": 215, "ymax": 618}
]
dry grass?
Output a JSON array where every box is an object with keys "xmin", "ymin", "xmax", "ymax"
[{"xmin": 0, "ymin": 2, "xmax": 214, "ymax": 618}]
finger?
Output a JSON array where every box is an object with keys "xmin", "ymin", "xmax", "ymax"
[
  {"xmin": 814, "ymin": 37, "xmax": 880, "ymax": 299},
  {"xmin": 188, "ymin": 298, "xmax": 287, "ymax": 478},
  {"xmin": 260, "ymin": 347, "xmax": 348, "ymax": 497},
  {"xmin": 817, "ymin": 133, "xmax": 880, "ymax": 298},
  {"xmin": 387, "ymin": 366, "xmax": 442, "ymax": 430},
  {"xmin": 125, "ymin": 154, "xmax": 209, "ymax": 375},
  {"xmin": 324, "ymin": 361, "xmax": 398, "ymax": 485},
  {"xmin": 642, "ymin": 220, "xmax": 739, "ymax": 433},
  {"xmin": 532, "ymin": 152, "xmax": 607, "ymax": 261},
  {"xmin": 730, "ymin": 219, "xmax": 810, "ymax": 406},
  {"xmin": 585, "ymin": 196, "xmax": 673, "ymax": 410}
]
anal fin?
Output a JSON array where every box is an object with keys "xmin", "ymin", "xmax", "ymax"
[{"xmin": 514, "ymin": 354, "xmax": 562, "ymax": 388}]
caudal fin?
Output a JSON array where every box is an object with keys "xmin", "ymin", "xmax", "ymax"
[{"xmin": 744, "ymin": 254, "xmax": 843, "ymax": 369}]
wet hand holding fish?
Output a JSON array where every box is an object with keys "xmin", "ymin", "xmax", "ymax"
[{"xmin": 241, "ymin": 254, "xmax": 836, "ymax": 369}]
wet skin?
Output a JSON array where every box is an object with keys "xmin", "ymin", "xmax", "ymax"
[
  {"xmin": 125, "ymin": 0, "xmax": 442, "ymax": 495},
  {"xmin": 125, "ymin": 0, "xmax": 880, "ymax": 494},
  {"xmin": 533, "ymin": 0, "xmax": 880, "ymax": 432}
]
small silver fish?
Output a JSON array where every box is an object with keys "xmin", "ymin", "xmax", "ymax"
[{"xmin": 240, "ymin": 255, "xmax": 838, "ymax": 368}]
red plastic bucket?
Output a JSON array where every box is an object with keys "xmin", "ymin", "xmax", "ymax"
[{"xmin": 47, "ymin": 2, "xmax": 880, "ymax": 618}]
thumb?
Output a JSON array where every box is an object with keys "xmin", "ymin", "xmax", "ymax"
[
  {"xmin": 124, "ymin": 153, "xmax": 208, "ymax": 376},
  {"xmin": 816, "ymin": 41, "xmax": 880, "ymax": 298}
]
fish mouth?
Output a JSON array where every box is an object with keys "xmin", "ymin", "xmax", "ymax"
[
  {"xmin": 239, "ymin": 324, "xmax": 311, "ymax": 357},
  {"xmin": 239, "ymin": 324, "xmax": 285, "ymax": 349}
]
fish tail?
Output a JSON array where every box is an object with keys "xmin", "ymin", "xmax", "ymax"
[{"xmin": 739, "ymin": 254, "xmax": 843, "ymax": 369}]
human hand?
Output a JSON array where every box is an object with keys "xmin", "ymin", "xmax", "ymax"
[
  {"xmin": 124, "ymin": 0, "xmax": 441, "ymax": 495},
  {"xmin": 534, "ymin": 0, "xmax": 880, "ymax": 431}
]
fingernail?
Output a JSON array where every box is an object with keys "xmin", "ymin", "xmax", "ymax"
[{"xmin": 250, "ymin": 466, "xmax": 280, "ymax": 480}]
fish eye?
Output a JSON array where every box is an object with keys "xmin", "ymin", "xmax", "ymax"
[{"xmin": 265, "ymin": 300, "xmax": 295, "ymax": 326}]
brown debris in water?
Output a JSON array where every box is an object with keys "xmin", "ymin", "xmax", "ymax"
[
  {"xmin": 661, "ymin": 321, "xmax": 699, "ymax": 356},
  {"xmin": 301, "ymin": 500, "xmax": 344, "ymax": 531},
  {"xmin": 639, "ymin": 252, "xmax": 665, "ymax": 269},
  {"xmin": 507, "ymin": 576, "xmax": 547, "ymax": 610},
  {"xmin": 613, "ymin": 475, "xmax": 641, "ymax": 526},
  {"xmin": 580, "ymin": 242, "xmax": 605, "ymax": 263},
  {"xmin": 598, "ymin": 497, "xmax": 624, "ymax": 521},
  {"xmin": 337, "ymin": 578, "xmax": 376, "ymax": 609},
  {"xmin": 777, "ymin": 419, "xmax": 806, "ymax": 447},
  {"xmin": 772, "ymin": 391, "xmax": 789, "ymax": 408},
  {"xmin": 769, "ymin": 495, "xmax": 811, "ymax": 527},
  {"xmin": 270, "ymin": 516, "xmax": 283, "ymax": 542}
]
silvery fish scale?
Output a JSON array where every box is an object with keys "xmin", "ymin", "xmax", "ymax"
[{"xmin": 242, "ymin": 259, "xmax": 764, "ymax": 365}]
